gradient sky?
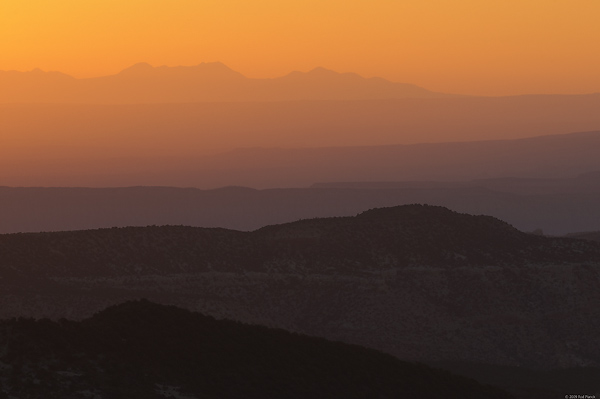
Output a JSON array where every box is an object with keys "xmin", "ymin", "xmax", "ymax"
[{"xmin": 1, "ymin": 0, "xmax": 599, "ymax": 95}]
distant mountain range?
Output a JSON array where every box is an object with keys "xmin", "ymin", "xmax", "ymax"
[
  {"xmin": 2, "ymin": 205, "xmax": 599, "ymax": 376},
  {"xmin": 2, "ymin": 170, "xmax": 600, "ymax": 235},
  {"xmin": 2, "ymin": 96, "xmax": 600, "ymax": 187},
  {"xmin": 2, "ymin": 94, "xmax": 600, "ymax": 184},
  {"xmin": 191, "ymin": 130, "xmax": 600, "ymax": 187},
  {"xmin": 0, "ymin": 62, "xmax": 450, "ymax": 103},
  {"xmin": 2, "ymin": 132, "xmax": 600, "ymax": 236}
]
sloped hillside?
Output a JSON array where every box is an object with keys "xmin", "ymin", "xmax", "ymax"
[
  {"xmin": 1, "ymin": 205, "xmax": 599, "ymax": 278},
  {"xmin": 1, "ymin": 205, "xmax": 599, "ymax": 371},
  {"xmin": 0, "ymin": 300, "xmax": 511, "ymax": 399}
]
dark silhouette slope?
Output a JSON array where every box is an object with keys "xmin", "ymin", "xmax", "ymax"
[
  {"xmin": 1, "ymin": 205, "xmax": 599, "ymax": 372},
  {"xmin": 0, "ymin": 300, "xmax": 511, "ymax": 399},
  {"xmin": 1, "ymin": 205, "xmax": 599, "ymax": 278}
]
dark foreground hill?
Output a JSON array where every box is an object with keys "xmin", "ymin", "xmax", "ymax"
[
  {"xmin": 0, "ymin": 300, "xmax": 511, "ymax": 399},
  {"xmin": 1, "ymin": 205, "xmax": 600, "ymax": 382}
]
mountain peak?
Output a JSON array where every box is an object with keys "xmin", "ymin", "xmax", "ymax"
[
  {"xmin": 308, "ymin": 66, "xmax": 338, "ymax": 75},
  {"xmin": 0, "ymin": 68, "xmax": 74, "ymax": 80},
  {"xmin": 197, "ymin": 61, "xmax": 230, "ymax": 70},
  {"xmin": 115, "ymin": 61, "xmax": 244, "ymax": 79},
  {"xmin": 1, "ymin": 62, "xmax": 449, "ymax": 102},
  {"xmin": 118, "ymin": 62, "xmax": 155, "ymax": 75},
  {"xmin": 194, "ymin": 61, "xmax": 245, "ymax": 77}
]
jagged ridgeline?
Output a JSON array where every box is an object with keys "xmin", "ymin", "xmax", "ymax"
[
  {"xmin": 1, "ymin": 205, "xmax": 599, "ymax": 376},
  {"xmin": 0, "ymin": 300, "xmax": 511, "ymax": 399}
]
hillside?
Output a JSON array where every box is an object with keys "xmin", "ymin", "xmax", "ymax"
[
  {"xmin": 1, "ymin": 205, "xmax": 599, "ymax": 373},
  {"xmin": 566, "ymin": 231, "xmax": 600, "ymax": 242},
  {"xmin": 1, "ymin": 204, "xmax": 599, "ymax": 278},
  {"xmin": 0, "ymin": 299, "xmax": 511, "ymax": 399}
]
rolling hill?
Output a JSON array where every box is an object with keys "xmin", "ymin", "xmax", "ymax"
[
  {"xmin": 1, "ymin": 205, "xmax": 599, "ymax": 372},
  {"xmin": 0, "ymin": 299, "xmax": 511, "ymax": 398}
]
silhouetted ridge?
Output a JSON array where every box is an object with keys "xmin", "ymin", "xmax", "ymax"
[
  {"xmin": 121, "ymin": 62, "xmax": 153, "ymax": 71},
  {"xmin": 254, "ymin": 204, "xmax": 598, "ymax": 269},
  {"xmin": 0, "ymin": 62, "xmax": 446, "ymax": 103},
  {"xmin": 1, "ymin": 205, "xmax": 599, "ymax": 279},
  {"xmin": 0, "ymin": 299, "xmax": 511, "ymax": 398},
  {"xmin": 4, "ymin": 159, "xmax": 600, "ymax": 236},
  {"xmin": 354, "ymin": 205, "xmax": 522, "ymax": 258},
  {"xmin": 357, "ymin": 204, "xmax": 515, "ymax": 231},
  {"xmin": 306, "ymin": 66, "xmax": 341, "ymax": 76}
]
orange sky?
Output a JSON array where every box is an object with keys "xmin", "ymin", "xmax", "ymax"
[{"xmin": 1, "ymin": 0, "xmax": 600, "ymax": 96}]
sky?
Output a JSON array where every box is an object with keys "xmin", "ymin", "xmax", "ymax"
[{"xmin": 1, "ymin": 0, "xmax": 599, "ymax": 96}]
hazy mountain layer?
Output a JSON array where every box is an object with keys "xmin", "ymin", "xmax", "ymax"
[
  {"xmin": 0, "ymin": 300, "xmax": 511, "ymax": 399},
  {"xmin": 1, "ymin": 205, "xmax": 599, "ymax": 372},
  {"xmin": 0, "ymin": 63, "xmax": 446, "ymax": 104},
  {"xmin": 199, "ymin": 130, "xmax": 600, "ymax": 186},
  {"xmin": 2, "ymin": 125, "xmax": 600, "ymax": 188},
  {"xmin": 2, "ymin": 171, "xmax": 600, "ymax": 235}
]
